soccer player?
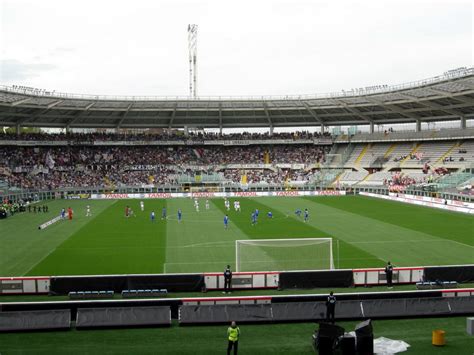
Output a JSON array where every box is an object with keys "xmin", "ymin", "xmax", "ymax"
[
  {"xmin": 67, "ymin": 207, "xmax": 73, "ymax": 220},
  {"xmin": 140, "ymin": 201, "xmax": 144, "ymax": 212},
  {"xmin": 162, "ymin": 207, "xmax": 167, "ymax": 220},
  {"xmin": 251, "ymin": 211, "xmax": 257, "ymax": 226},
  {"xmin": 267, "ymin": 211, "xmax": 273, "ymax": 218},
  {"xmin": 125, "ymin": 206, "xmax": 130, "ymax": 218},
  {"xmin": 150, "ymin": 210, "xmax": 155, "ymax": 222},
  {"xmin": 225, "ymin": 199, "xmax": 230, "ymax": 211},
  {"xmin": 177, "ymin": 208, "xmax": 182, "ymax": 223},
  {"xmin": 233, "ymin": 201, "xmax": 238, "ymax": 212},
  {"xmin": 236, "ymin": 201, "xmax": 241, "ymax": 212},
  {"xmin": 295, "ymin": 209, "xmax": 302, "ymax": 217},
  {"xmin": 205, "ymin": 199, "xmax": 210, "ymax": 210},
  {"xmin": 86, "ymin": 205, "xmax": 91, "ymax": 217},
  {"xmin": 304, "ymin": 208, "xmax": 309, "ymax": 222},
  {"xmin": 224, "ymin": 214, "xmax": 229, "ymax": 229},
  {"xmin": 255, "ymin": 209, "xmax": 259, "ymax": 218},
  {"xmin": 60, "ymin": 208, "xmax": 66, "ymax": 219}
]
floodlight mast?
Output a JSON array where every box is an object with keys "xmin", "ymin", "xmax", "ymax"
[{"xmin": 188, "ymin": 24, "xmax": 198, "ymax": 99}]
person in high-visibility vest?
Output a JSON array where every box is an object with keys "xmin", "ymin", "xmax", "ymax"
[{"xmin": 227, "ymin": 321, "xmax": 240, "ymax": 355}]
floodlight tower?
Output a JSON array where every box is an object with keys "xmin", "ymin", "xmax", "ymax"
[{"xmin": 188, "ymin": 24, "xmax": 198, "ymax": 99}]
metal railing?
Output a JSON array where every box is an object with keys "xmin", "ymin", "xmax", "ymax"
[{"xmin": 1, "ymin": 67, "xmax": 472, "ymax": 102}]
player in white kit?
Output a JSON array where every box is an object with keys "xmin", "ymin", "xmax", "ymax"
[
  {"xmin": 205, "ymin": 199, "xmax": 210, "ymax": 210},
  {"xmin": 140, "ymin": 201, "xmax": 144, "ymax": 212},
  {"xmin": 86, "ymin": 205, "xmax": 91, "ymax": 217},
  {"xmin": 236, "ymin": 201, "xmax": 241, "ymax": 212},
  {"xmin": 194, "ymin": 199, "xmax": 200, "ymax": 212},
  {"xmin": 225, "ymin": 199, "xmax": 230, "ymax": 211}
]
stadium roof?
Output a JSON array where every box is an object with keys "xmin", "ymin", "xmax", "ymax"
[{"xmin": 1, "ymin": 68, "xmax": 473, "ymax": 129}]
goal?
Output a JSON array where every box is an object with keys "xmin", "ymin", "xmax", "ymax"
[{"xmin": 235, "ymin": 238, "xmax": 334, "ymax": 272}]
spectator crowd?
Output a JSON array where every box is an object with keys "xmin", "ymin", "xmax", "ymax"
[{"xmin": 0, "ymin": 144, "xmax": 329, "ymax": 189}]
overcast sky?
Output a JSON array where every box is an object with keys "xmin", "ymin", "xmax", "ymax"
[{"xmin": 0, "ymin": 0, "xmax": 472, "ymax": 97}]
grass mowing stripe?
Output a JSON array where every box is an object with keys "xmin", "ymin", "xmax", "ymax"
[
  {"xmin": 297, "ymin": 196, "xmax": 473, "ymax": 266},
  {"xmin": 0, "ymin": 199, "xmax": 115, "ymax": 276},
  {"xmin": 252, "ymin": 197, "xmax": 384, "ymax": 268},
  {"xmin": 163, "ymin": 198, "xmax": 249, "ymax": 273},
  {"xmin": 26, "ymin": 199, "xmax": 167, "ymax": 276},
  {"xmin": 310, "ymin": 195, "xmax": 474, "ymax": 246}
]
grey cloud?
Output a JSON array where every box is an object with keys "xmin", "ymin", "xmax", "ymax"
[{"xmin": 0, "ymin": 59, "xmax": 57, "ymax": 81}]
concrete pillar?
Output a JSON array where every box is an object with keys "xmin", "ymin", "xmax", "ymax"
[
  {"xmin": 184, "ymin": 125, "xmax": 189, "ymax": 136},
  {"xmin": 269, "ymin": 125, "xmax": 274, "ymax": 135},
  {"xmin": 15, "ymin": 124, "xmax": 20, "ymax": 135},
  {"xmin": 369, "ymin": 121, "xmax": 374, "ymax": 134},
  {"xmin": 320, "ymin": 123, "xmax": 325, "ymax": 134},
  {"xmin": 219, "ymin": 125, "xmax": 223, "ymax": 135},
  {"xmin": 460, "ymin": 116, "xmax": 466, "ymax": 129},
  {"xmin": 416, "ymin": 120, "xmax": 421, "ymax": 132}
]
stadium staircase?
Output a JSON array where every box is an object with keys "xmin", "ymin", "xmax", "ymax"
[
  {"xmin": 434, "ymin": 141, "xmax": 461, "ymax": 166},
  {"xmin": 383, "ymin": 143, "xmax": 398, "ymax": 158},
  {"xmin": 354, "ymin": 143, "xmax": 372, "ymax": 165},
  {"xmin": 399, "ymin": 143, "xmax": 421, "ymax": 165}
]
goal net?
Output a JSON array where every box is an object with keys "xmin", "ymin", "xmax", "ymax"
[{"xmin": 235, "ymin": 238, "xmax": 334, "ymax": 272}]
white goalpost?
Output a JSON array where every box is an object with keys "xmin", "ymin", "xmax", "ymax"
[{"xmin": 235, "ymin": 238, "xmax": 334, "ymax": 272}]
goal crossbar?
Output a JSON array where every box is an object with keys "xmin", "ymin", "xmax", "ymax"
[{"xmin": 235, "ymin": 238, "xmax": 334, "ymax": 272}]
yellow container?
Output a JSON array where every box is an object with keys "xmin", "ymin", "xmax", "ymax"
[{"xmin": 432, "ymin": 330, "xmax": 446, "ymax": 346}]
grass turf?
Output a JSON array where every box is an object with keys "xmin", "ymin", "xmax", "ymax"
[
  {"xmin": 0, "ymin": 195, "xmax": 472, "ymax": 276},
  {"xmin": 0, "ymin": 317, "xmax": 472, "ymax": 354}
]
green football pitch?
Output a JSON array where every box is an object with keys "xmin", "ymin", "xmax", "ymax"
[{"xmin": 0, "ymin": 195, "xmax": 473, "ymax": 276}]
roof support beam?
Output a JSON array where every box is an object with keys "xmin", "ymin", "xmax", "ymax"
[
  {"xmin": 218, "ymin": 102, "xmax": 223, "ymax": 134},
  {"xmin": 365, "ymin": 97, "xmax": 420, "ymax": 121},
  {"xmin": 168, "ymin": 103, "xmax": 177, "ymax": 129},
  {"xmin": 333, "ymin": 99, "xmax": 373, "ymax": 123},
  {"xmin": 301, "ymin": 101, "xmax": 324, "ymax": 124},
  {"xmin": 66, "ymin": 102, "xmax": 96, "ymax": 128},
  {"xmin": 11, "ymin": 98, "xmax": 32, "ymax": 106},
  {"xmin": 262, "ymin": 102, "xmax": 273, "ymax": 130},
  {"xmin": 116, "ymin": 103, "xmax": 133, "ymax": 129}
]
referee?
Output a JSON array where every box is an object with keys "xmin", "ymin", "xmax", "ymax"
[
  {"xmin": 326, "ymin": 291, "xmax": 336, "ymax": 323},
  {"xmin": 223, "ymin": 265, "xmax": 232, "ymax": 294}
]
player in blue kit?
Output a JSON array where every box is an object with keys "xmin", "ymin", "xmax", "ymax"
[
  {"xmin": 162, "ymin": 207, "xmax": 167, "ymax": 220},
  {"xmin": 251, "ymin": 211, "xmax": 257, "ymax": 226},
  {"xmin": 267, "ymin": 211, "xmax": 273, "ymax": 218},
  {"xmin": 304, "ymin": 208, "xmax": 309, "ymax": 222},
  {"xmin": 150, "ymin": 211, "xmax": 155, "ymax": 222},
  {"xmin": 224, "ymin": 214, "xmax": 229, "ymax": 229},
  {"xmin": 177, "ymin": 208, "xmax": 182, "ymax": 223},
  {"xmin": 295, "ymin": 209, "xmax": 302, "ymax": 217}
]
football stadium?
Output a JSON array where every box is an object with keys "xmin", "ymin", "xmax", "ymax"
[{"xmin": 1, "ymin": 1, "xmax": 473, "ymax": 354}]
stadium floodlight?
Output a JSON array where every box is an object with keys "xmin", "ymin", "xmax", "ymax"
[
  {"xmin": 188, "ymin": 24, "xmax": 198, "ymax": 99},
  {"xmin": 235, "ymin": 238, "xmax": 334, "ymax": 272}
]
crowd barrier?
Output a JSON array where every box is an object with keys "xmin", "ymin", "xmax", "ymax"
[
  {"xmin": 2, "ymin": 264, "xmax": 473, "ymax": 296},
  {"xmin": 204, "ymin": 271, "xmax": 279, "ymax": 290},
  {"xmin": 49, "ymin": 274, "xmax": 204, "ymax": 295},
  {"xmin": 0, "ymin": 276, "xmax": 50, "ymax": 294},
  {"xmin": 90, "ymin": 190, "xmax": 346, "ymax": 200},
  {"xmin": 360, "ymin": 192, "xmax": 474, "ymax": 214},
  {"xmin": 0, "ymin": 309, "xmax": 70, "ymax": 332},
  {"xmin": 353, "ymin": 267, "xmax": 424, "ymax": 286},
  {"xmin": 178, "ymin": 296, "xmax": 474, "ymax": 325},
  {"xmin": 76, "ymin": 306, "xmax": 171, "ymax": 328}
]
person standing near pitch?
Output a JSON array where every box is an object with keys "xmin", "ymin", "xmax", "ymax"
[
  {"xmin": 326, "ymin": 291, "xmax": 336, "ymax": 323},
  {"xmin": 227, "ymin": 321, "xmax": 240, "ymax": 355},
  {"xmin": 140, "ymin": 200, "xmax": 144, "ymax": 212},
  {"xmin": 150, "ymin": 210, "xmax": 155, "ymax": 223},
  {"xmin": 205, "ymin": 199, "xmax": 210, "ymax": 210},
  {"xmin": 385, "ymin": 261, "xmax": 394, "ymax": 288},
  {"xmin": 223, "ymin": 265, "xmax": 232, "ymax": 294},
  {"xmin": 304, "ymin": 208, "xmax": 309, "ymax": 222},
  {"xmin": 86, "ymin": 205, "xmax": 91, "ymax": 217},
  {"xmin": 177, "ymin": 208, "xmax": 182, "ymax": 223}
]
